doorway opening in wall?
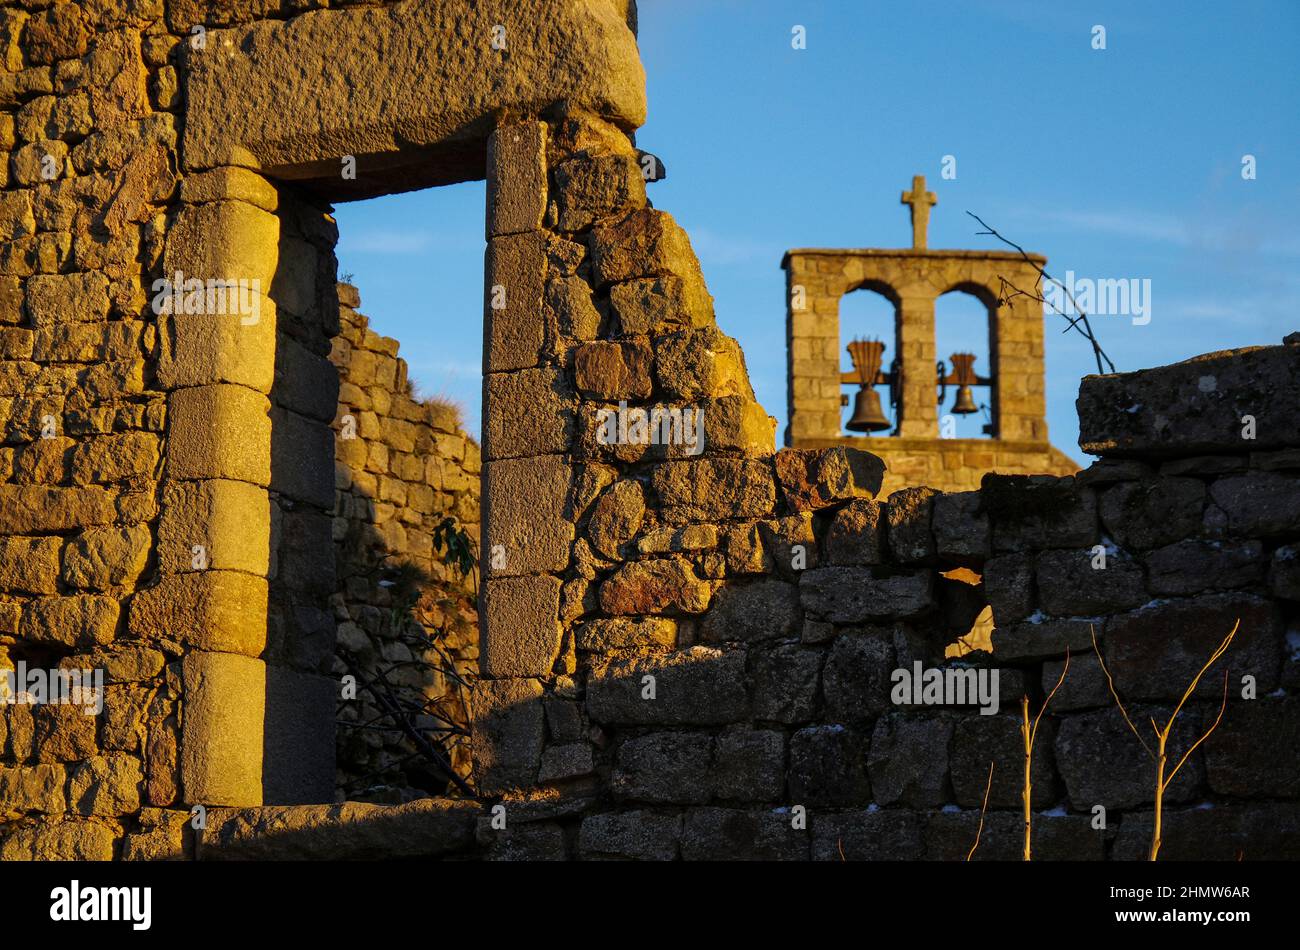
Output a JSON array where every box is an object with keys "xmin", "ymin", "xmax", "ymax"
[
  {"xmin": 935, "ymin": 287, "xmax": 994, "ymax": 440},
  {"xmin": 327, "ymin": 181, "xmax": 486, "ymax": 803},
  {"xmin": 838, "ymin": 285, "xmax": 899, "ymax": 436}
]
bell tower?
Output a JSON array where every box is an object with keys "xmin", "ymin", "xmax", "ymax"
[{"xmin": 782, "ymin": 175, "xmax": 1078, "ymax": 495}]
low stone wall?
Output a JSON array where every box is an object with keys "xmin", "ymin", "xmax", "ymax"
[
  {"xmin": 471, "ymin": 333, "xmax": 1300, "ymax": 861},
  {"xmin": 330, "ymin": 285, "xmax": 479, "ymax": 800}
]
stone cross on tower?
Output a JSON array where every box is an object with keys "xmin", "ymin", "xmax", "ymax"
[{"xmin": 900, "ymin": 174, "xmax": 937, "ymax": 250}]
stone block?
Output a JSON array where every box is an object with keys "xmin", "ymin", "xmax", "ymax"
[
  {"xmin": 1113, "ymin": 803, "xmax": 1300, "ymax": 861},
  {"xmin": 485, "ymin": 367, "xmax": 574, "ymax": 459},
  {"xmin": 585, "ymin": 479, "xmax": 645, "ymax": 559},
  {"xmin": 1203, "ymin": 695, "xmax": 1300, "ymax": 798},
  {"xmin": 545, "ymin": 275, "xmax": 601, "ymax": 342},
  {"xmin": 483, "ymin": 455, "xmax": 571, "ymax": 576},
  {"xmin": 553, "ymin": 152, "xmax": 645, "ymax": 231},
  {"xmin": 885, "ymin": 486, "xmax": 937, "ymax": 563},
  {"xmin": 1035, "ymin": 548, "xmax": 1148, "ymax": 616},
  {"xmin": 164, "ymin": 200, "xmax": 279, "ymax": 291},
  {"xmin": 699, "ymin": 577, "xmax": 800, "ymax": 643},
  {"xmin": 480, "ymin": 575, "xmax": 562, "ymax": 678},
  {"xmin": 1208, "ymin": 471, "xmax": 1300, "ymax": 538},
  {"xmin": 750, "ymin": 643, "xmax": 822, "ymax": 724},
  {"xmin": 821, "ymin": 631, "xmax": 896, "ymax": 726},
  {"xmin": 157, "ymin": 302, "xmax": 277, "ymax": 393},
  {"xmin": 612, "ymin": 731, "xmax": 712, "ymax": 804},
  {"xmin": 650, "ymin": 458, "xmax": 776, "ymax": 523},
  {"xmin": 1146, "ymin": 539, "xmax": 1264, "ymax": 597},
  {"xmin": 1099, "ymin": 477, "xmax": 1205, "ymax": 549},
  {"xmin": 487, "ymin": 121, "xmax": 547, "ymax": 237},
  {"xmin": 68, "ymin": 755, "xmax": 142, "ymax": 817},
  {"xmin": 983, "ymin": 554, "xmax": 1035, "ymax": 624},
  {"xmin": 1104, "ymin": 593, "xmax": 1281, "ymax": 701},
  {"xmin": 485, "ymin": 231, "xmax": 546, "ymax": 372},
  {"xmin": 653, "ymin": 326, "xmax": 751, "ymax": 399},
  {"xmin": 950, "ymin": 715, "xmax": 1057, "ymax": 808},
  {"xmin": 158, "ymin": 479, "xmax": 271, "ymax": 576},
  {"xmin": 712, "ymin": 728, "xmax": 785, "ymax": 802},
  {"xmin": 1055, "ymin": 705, "xmax": 1204, "ymax": 810},
  {"xmin": 825, "ymin": 499, "xmax": 885, "ymax": 565},
  {"xmin": 788, "ymin": 724, "xmax": 871, "ymax": 806},
  {"xmin": 262, "ymin": 666, "xmax": 337, "ymax": 805},
  {"xmin": 982, "ymin": 474, "xmax": 1097, "ymax": 551},
  {"xmin": 773, "ymin": 446, "xmax": 885, "ymax": 511},
  {"xmin": 167, "ymin": 384, "xmax": 271, "ymax": 485},
  {"xmin": 199, "ymin": 799, "xmax": 476, "ymax": 860},
  {"xmin": 61, "ymin": 524, "xmax": 151, "ymax": 591},
  {"xmin": 599, "ymin": 558, "xmax": 712, "ymax": 615},
  {"xmin": 180, "ymin": 166, "xmax": 281, "ymax": 213},
  {"xmin": 680, "ymin": 808, "xmax": 808, "ymax": 861},
  {"xmin": 20, "ymin": 594, "xmax": 118, "ymax": 649},
  {"xmin": 181, "ymin": 651, "xmax": 265, "ymax": 807},
  {"xmin": 990, "ymin": 617, "xmax": 1098, "ymax": 662},
  {"xmin": 471, "ymin": 677, "xmax": 544, "ymax": 794},
  {"xmin": 272, "ymin": 332, "xmax": 338, "ymax": 421},
  {"xmin": 579, "ymin": 811, "xmax": 682, "ymax": 861},
  {"xmin": 25, "ymin": 271, "xmax": 109, "ymax": 325},
  {"xmin": 537, "ymin": 742, "xmax": 594, "ymax": 783},
  {"xmin": 0, "ymin": 535, "xmax": 62, "ymax": 594},
  {"xmin": 799, "ymin": 567, "xmax": 934, "ymax": 622},
  {"xmin": 573, "ymin": 616, "xmax": 677, "ymax": 652},
  {"xmin": 589, "ymin": 209, "xmax": 712, "ymax": 318},
  {"xmin": 1078, "ymin": 343, "xmax": 1300, "ymax": 457},
  {"xmin": 129, "ymin": 572, "xmax": 268, "ymax": 657},
  {"xmin": 931, "ymin": 490, "xmax": 990, "ymax": 563},
  {"xmin": 269, "ymin": 407, "xmax": 334, "ymax": 509},
  {"xmin": 586, "ymin": 647, "xmax": 749, "ymax": 726},
  {"xmin": 0, "ymin": 820, "xmax": 116, "ymax": 861},
  {"xmin": 812, "ymin": 810, "xmax": 923, "ymax": 861},
  {"xmin": 867, "ymin": 713, "xmax": 953, "ymax": 808}
]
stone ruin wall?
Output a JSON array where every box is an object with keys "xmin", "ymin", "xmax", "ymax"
[
  {"xmin": 0, "ymin": 0, "xmax": 189, "ymax": 861},
  {"xmin": 467, "ymin": 115, "xmax": 1300, "ymax": 860},
  {"xmin": 331, "ymin": 283, "xmax": 479, "ymax": 798},
  {"xmin": 0, "ymin": 0, "xmax": 1295, "ymax": 862}
]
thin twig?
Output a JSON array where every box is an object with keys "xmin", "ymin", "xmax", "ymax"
[
  {"xmin": 966, "ymin": 211, "xmax": 1116, "ymax": 375},
  {"xmin": 1091, "ymin": 624, "xmax": 1152, "ymax": 758},
  {"xmin": 968, "ymin": 760, "xmax": 995, "ymax": 861}
]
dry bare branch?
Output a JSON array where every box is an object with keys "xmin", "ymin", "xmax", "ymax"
[{"xmin": 968, "ymin": 760, "xmax": 995, "ymax": 861}]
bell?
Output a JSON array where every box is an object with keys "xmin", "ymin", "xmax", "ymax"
[
  {"xmin": 950, "ymin": 384, "xmax": 979, "ymax": 415},
  {"xmin": 846, "ymin": 387, "xmax": 891, "ymax": 432}
]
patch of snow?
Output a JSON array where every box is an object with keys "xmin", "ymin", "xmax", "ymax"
[
  {"xmin": 1040, "ymin": 805, "xmax": 1070, "ymax": 817},
  {"xmin": 1026, "ymin": 610, "xmax": 1047, "ymax": 625},
  {"xmin": 941, "ymin": 804, "xmax": 961, "ymax": 813}
]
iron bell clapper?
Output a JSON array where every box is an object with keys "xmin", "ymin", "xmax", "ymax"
[{"xmin": 847, "ymin": 387, "xmax": 891, "ymax": 432}]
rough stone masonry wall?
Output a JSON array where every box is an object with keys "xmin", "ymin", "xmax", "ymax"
[
  {"xmin": 0, "ymin": 0, "xmax": 183, "ymax": 861},
  {"xmin": 0, "ymin": 0, "xmax": 367, "ymax": 860},
  {"xmin": 472, "ymin": 111, "xmax": 1300, "ymax": 859},
  {"xmin": 331, "ymin": 283, "xmax": 479, "ymax": 799}
]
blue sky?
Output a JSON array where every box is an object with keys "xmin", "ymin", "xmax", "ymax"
[{"xmin": 334, "ymin": 0, "xmax": 1300, "ymax": 457}]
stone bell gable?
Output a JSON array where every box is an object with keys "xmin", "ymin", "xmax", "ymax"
[{"xmin": 784, "ymin": 175, "xmax": 1078, "ymax": 495}]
